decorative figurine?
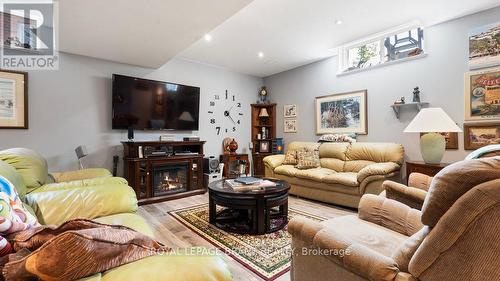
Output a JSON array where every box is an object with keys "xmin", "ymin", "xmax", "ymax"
[
  {"xmin": 258, "ymin": 86, "xmax": 268, "ymax": 104},
  {"xmin": 413, "ymin": 87, "xmax": 421, "ymax": 103},
  {"xmin": 228, "ymin": 139, "xmax": 238, "ymax": 154}
]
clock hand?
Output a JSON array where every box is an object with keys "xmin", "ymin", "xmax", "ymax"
[
  {"xmin": 228, "ymin": 114, "xmax": 236, "ymax": 124},
  {"xmin": 228, "ymin": 105, "xmax": 234, "ymax": 113}
]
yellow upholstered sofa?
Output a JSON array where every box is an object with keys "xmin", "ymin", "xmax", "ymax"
[
  {"xmin": 0, "ymin": 148, "xmax": 232, "ymax": 281},
  {"xmin": 264, "ymin": 142, "xmax": 404, "ymax": 208}
]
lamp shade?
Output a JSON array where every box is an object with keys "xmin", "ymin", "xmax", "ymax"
[
  {"xmin": 259, "ymin": 108, "xmax": 270, "ymax": 118},
  {"xmin": 404, "ymin": 108, "xmax": 462, "ymax": 133}
]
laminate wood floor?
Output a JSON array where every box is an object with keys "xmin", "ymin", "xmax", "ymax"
[{"xmin": 138, "ymin": 194, "xmax": 355, "ymax": 281}]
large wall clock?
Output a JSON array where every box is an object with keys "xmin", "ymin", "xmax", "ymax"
[{"xmin": 208, "ymin": 90, "xmax": 243, "ymax": 135}]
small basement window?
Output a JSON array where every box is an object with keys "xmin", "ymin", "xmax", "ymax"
[{"xmin": 339, "ymin": 23, "xmax": 425, "ymax": 74}]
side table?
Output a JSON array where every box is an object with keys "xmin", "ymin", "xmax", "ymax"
[{"xmin": 405, "ymin": 161, "xmax": 449, "ymax": 183}]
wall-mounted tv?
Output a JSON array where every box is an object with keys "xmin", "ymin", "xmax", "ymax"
[{"xmin": 112, "ymin": 74, "xmax": 200, "ymax": 130}]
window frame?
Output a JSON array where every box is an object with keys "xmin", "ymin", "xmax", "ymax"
[{"xmin": 338, "ymin": 21, "xmax": 426, "ymax": 75}]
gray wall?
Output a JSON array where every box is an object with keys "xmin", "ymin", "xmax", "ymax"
[
  {"xmin": 0, "ymin": 53, "xmax": 262, "ymax": 173},
  {"xmin": 264, "ymin": 7, "xmax": 500, "ymax": 163}
]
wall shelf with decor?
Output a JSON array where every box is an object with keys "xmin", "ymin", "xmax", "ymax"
[
  {"xmin": 391, "ymin": 102, "xmax": 429, "ymax": 119},
  {"xmin": 251, "ymin": 103, "xmax": 277, "ymax": 176}
]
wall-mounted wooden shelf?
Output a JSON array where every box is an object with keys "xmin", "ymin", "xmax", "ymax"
[{"xmin": 391, "ymin": 102, "xmax": 429, "ymax": 119}]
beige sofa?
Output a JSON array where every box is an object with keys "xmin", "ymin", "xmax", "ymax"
[
  {"xmin": 263, "ymin": 142, "xmax": 404, "ymax": 208},
  {"xmin": 287, "ymin": 156, "xmax": 500, "ymax": 281}
]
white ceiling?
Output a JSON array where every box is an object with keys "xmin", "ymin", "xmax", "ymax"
[
  {"xmin": 58, "ymin": 0, "xmax": 253, "ymax": 68},
  {"xmin": 180, "ymin": 0, "xmax": 500, "ymax": 77}
]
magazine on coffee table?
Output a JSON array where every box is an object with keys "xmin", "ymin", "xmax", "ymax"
[{"xmin": 226, "ymin": 179, "xmax": 276, "ymax": 190}]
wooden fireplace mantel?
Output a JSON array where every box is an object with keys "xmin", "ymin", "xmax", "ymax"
[{"xmin": 122, "ymin": 140, "xmax": 206, "ymax": 205}]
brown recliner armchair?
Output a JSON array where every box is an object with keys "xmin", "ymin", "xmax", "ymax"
[
  {"xmin": 382, "ymin": 144, "xmax": 500, "ymax": 210},
  {"xmin": 288, "ymin": 156, "xmax": 500, "ymax": 281}
]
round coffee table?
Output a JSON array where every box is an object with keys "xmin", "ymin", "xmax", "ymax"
[{"xmin": 208, "ymin": 178, "xmax": 290, "ymax": 235}]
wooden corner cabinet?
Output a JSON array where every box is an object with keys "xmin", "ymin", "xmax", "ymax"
[
  {"xmin": 251, "ymin": 103, "xmax": 277, "ymax": 176},
  {"xmin": 122, "ymin": 141, "xmax": 206, "ymax": 205}
]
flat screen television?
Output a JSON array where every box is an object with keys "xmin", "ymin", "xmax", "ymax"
[{"xmin": 112, "ymin": 74, "xmax": 200, "ymax": 130}]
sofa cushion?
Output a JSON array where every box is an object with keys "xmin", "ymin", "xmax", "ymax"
[
  {"xmin": 391, "ymin": 227, "xmax": 430, "ymax": 272},
  {"xmin": 25, "ymin": 184, "xmax": 138, "ymax": 225},
  {"xmin": 295, "ymin": 168, "xmax": 336, "ymax": 182},
  {"xmin": 274, "ymin": 165, "xmax": 300, "ymax": 177},
  {"xmin": 320, "ymin": 158, "xmax": 345, "ymax": 172},
  {"xmin": 321, "ymin": 215, "xmax": 408, "ymax": 258},
  {"xmin": 0, "ymin": 160, "xmax": 27, "ymax": 200},
  {"xmin": 345, "ymin": 143, "xmax": 404, "ymax": 165},
  {"xmin": 296, "ymin": 149, "xmax": 320, "ymax": 169},
  {"xmin": 287, "ymin": 142, "xmax": 320, "ymax": 152},
  {"xmin": 100, "ymin": 252, "xmax": 232, "ymax": 281},
  {"xmin": 94, "ymin": 213, "xmax": 154, "ymax": 238},
  {"xmin": 322, "ymin": 172, "xmax": 359, "ymax": 187},
  {"xmin": 283, "ymin": 150, "xmax": 298, "ymax": 165},
  {"xmin": 344, "ymin": 160, "xmax": 376, "ymax": 172},
  {"xmin": 319, "ymin": 143, "xmax": 349, "ymax": 161},
  {"xmin": 421, "ymin": 157, "xmax": 500, "ymax": 227},
  {"xmin": 0, "ymin": 148, "xmax": 49, "ymax": 193}
]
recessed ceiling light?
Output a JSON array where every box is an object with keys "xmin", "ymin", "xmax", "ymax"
[
  {"xmin": 204, "ymin": 34, "xmax": 212, "ymax": 42},
  {"xmin": 335, "ymin": 20, "xmax": 343, "ymax": 25},
  {"xmin": 258, "ymin": 52, "xmax": 264, "ymax": 58}
]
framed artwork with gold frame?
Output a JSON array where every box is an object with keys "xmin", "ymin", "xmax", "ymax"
[
  {"xmin": 0, "ymin": 70, "xmax": 28, "ymax": 129},
  {"xmin": 464, "ymin": 67, "xmax": 500, "ymax": 121},
  {"xmin": 463, "ymin": 122, "xmax": 500, "ymax": 150}
]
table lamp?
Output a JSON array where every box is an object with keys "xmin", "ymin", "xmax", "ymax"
[{"xmin": 404, "ymin": 108, "xmax": 462, "ymax": 164}]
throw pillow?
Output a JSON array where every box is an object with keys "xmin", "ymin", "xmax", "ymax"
[
  {"xmin": 283, "ymin": 150, "xmax": 298, "ymax": 165},
  {"xmin": 0, "ymin": 175, "xmax": 39, "ymax": 236},
  {"xmin": 295, "ymin": 149, "xmax": 320, "ymax": 169}
]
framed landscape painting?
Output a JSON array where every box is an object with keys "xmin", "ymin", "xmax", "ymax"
[
  {"xmin": 464, "ymin": 122, "xmax": 500, "ymax": 150},
  {"xmin": 0, "ymin": 70, "xmax": 28, "ymax": 129},
  {"xmin": 469, "ymin": 22, "xmax": 500, "ymax": 69},
  {"xmin": 464, "ymin": 67, "xmax": 500, "ymax": 121},
  {"xmin": 315, "ymin": 90, "xmax": 367, "ymax": 135}
]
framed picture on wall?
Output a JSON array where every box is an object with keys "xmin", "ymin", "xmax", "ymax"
[
  {"xmin": 284, "ymin": 104, "xmax": 297, "ymax": 118},
  {"xmin": 315, "ymin": 90, "xmax": 367, "ymax": 135},
  {"xmin": 464, "ymin": 67, "xmax": 500, "ymax": 121},
  {"xmin": 284, "ymin": 119, "xmax": 297, "ymax": 133},
  {"xmin": 463, "ymin": 122, "xmax": 500, "ymax": 150},
  {"xmin": 420, "ymin": 132, "xmax": 459, "ymax": 150},
  {"xmin": 0, "ymin": 70, "xmax": 28, "ymax": 129},
  {"xmin": 469, "ymin": 21, "xmax": 500, "ymax": 69}
]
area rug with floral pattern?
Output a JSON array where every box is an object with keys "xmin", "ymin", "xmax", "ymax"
[{"xmin": 169, "ymin": 204, "xmax": 325, "ymax": 281}]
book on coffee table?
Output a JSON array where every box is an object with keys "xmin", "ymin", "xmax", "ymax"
[
  {"xmin": 234, "ymin": 176, "xmax": 263, "ymax": 185},
  {"xmin": 226, "ymin": 179, "xmax": 276, "ymax": 190}
]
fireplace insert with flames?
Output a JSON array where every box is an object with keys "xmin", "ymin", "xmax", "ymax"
[{"xmin": 152, "ymin": 163, "xmax": 189, "ymax": 196}]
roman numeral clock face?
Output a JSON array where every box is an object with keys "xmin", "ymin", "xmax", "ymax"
[{"xmin": 208, "ymin": 90, "xmax": 243, "ymax": 135}]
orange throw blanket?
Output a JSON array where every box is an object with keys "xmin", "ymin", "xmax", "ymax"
[{"xmin": 0, "ymin": 219, "xmax": 169, "ymax": 281}]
